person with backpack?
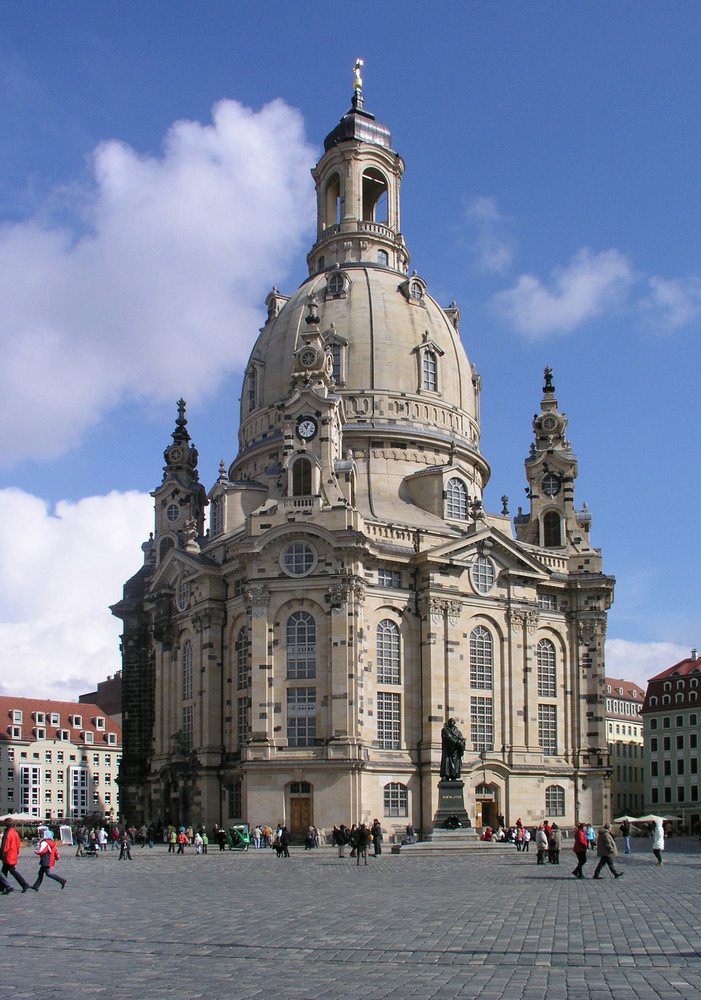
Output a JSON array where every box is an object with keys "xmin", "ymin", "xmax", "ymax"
[{"xmin": 32, "ymin": 832, "xmax": 66, "ymax": 891}]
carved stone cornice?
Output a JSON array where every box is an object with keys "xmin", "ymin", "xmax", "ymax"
[
  {"xmin": 191, "ymin": 606, "xmax": 226, "ymax": 633},
  {"xmin": 418, "ymin": 595, "xmax": 459, "ymax": 626},
  {"xmin": 245, "ymin": 585, "xmax": 270, "ymax": 618},
  {"xmin": 325, "ymin": 577, "xmax": 366, "ymax": 613},
  {"xmin": 570, "ymin": 611, "xmax": 607, "ymax": 646}
]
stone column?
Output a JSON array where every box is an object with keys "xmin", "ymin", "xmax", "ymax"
[{"xmin": 245, "ymin": 585, "xmax": 273, "ymax": 752}]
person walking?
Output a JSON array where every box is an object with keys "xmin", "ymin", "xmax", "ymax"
[
  {"xmin": 522, "ymin": 827, "xmax": 531, "ymax": 853},
  {"xmin": 592, "ymin": 823, "xmax": 623, "ymax": 879},
  {"xmin": 1, "ymin": 818, "xmax": 32, "ymax": 892},
  {"xmin": 119, "ymin": 829, "xmax": 133, "ymax": 861},
  {"xmin": 280, "ymin": 826, "xmax": 291, "ymax": 858},
  {"xmin": 32, "ymin": 832, "xmax": 66, "ymax": 891},
  {"xmin": 371, "ymin": 819, "xmax": 383, "ymax": 856},
  {"xmin": 585, "ymin": 823, "xmax": 596, "ymax": 851},
  {"xmin": 572, "ymin": 822, "xmax": 588, "ymax": 878},
  {"xmin": 620, "ymin": 819, "xmax": 631, "ymax": 854},
  {"xmin": 176, "ymin": 829, "xmax": 187, "ymax": 854},
  {"xmin": 167, "ymin": 829, "xmax": 176, "ymax": 853},
  {"xmin": 652, "ymin": 819, "xmax": 665, "ymax": 865}
]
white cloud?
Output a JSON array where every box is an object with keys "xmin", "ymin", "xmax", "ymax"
[
  {"xmin": 605, "ymin": 638, "xmax": 691, "ymax": 691},
  {"xmin": 640, "ymin": 274, "xmax": 701, "ymax": 331},
  {"xmin": 0, "ymin": 98, "xmax": 317, "ymax": 467},
  {"xmin": 464, "ymin": 196, "xmax": 516, "ymax": 274},
  {"xmin": 0, "ymin": 488, "xmax": 152, "ymax": 699},
  {"xmin": 494, "ymin": 247, "xmax": 634, "ymax": 337}
]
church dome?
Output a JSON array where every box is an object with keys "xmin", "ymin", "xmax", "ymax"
[{"xmin": 231, "ymin": 76, "xmax": 489, "ymax": 525}]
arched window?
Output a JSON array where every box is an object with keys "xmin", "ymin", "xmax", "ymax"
[
  {"xmin": 292, "ymin": 457, "xmax": 313, "ymax": 497},
  {"xmin": 235, "ymin": 627, "xmax": 250, "ymax": 689},
  {"xmin": 182, "ymin": 639, "xmax": 193, "ymax": 701},
  {"xmin": 362, "ymin": 167, "xmax": 388, "ymax": 222},
  {"xmin": 545, "ymin": 785, "xmax": 565, "ymax": 816},
  {"xmin": 324, "ymin": 173, "xmax": 341, "ymax": 227},
  {"xmin": 422, "ymin": 349, "xmax": 437, "ymax": 391},
  {"xmin": 537, "ymin": 638, "xmax": 556, "ymax": 698},
  {"xmin": 377, "ymin": 249, "xmax": 389, "ymax": 266},
  {"xmin": 247, "ymin": 366, "xmax": 258, "ymax": 412},
  {"xmin": 543, "ymin": 511, "xmax": 562, "ymax": 547},
  {"xmin": 470, "ymin": 626, "xmax": 493, "ymax": 689},
  {"xmin": 328, "ymin": 272, "xmax": 344, "ymax": 295},
  {"xmin": 384, "ymin": 782, "xmax": 408, "ymax": 817},
  {"xmin": 211, "ymin": 495, "xmax": 224, "ymax": 536},
  {"xmin": 446, "ymin": 478, "xmax": 468, "ymax": 520},
  {"xmin": 377, "ymin": 619, "xmax": 400, "ymax": 684},
  {"xmin": 286, "ymin": 612, "xmax": 316, "ymax": 679},
  {"xmin": 159, "ymin": 537, "xmax": 174, "ymax": 562}
]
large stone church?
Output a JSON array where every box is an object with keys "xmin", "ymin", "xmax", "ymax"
[{"xmin": 112, "ymin": 73, "xmax": 615, "ymax": 839}]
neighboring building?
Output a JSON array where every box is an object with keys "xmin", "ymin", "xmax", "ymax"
[
  {"xmin": 605, "ymin": 677, "xmax": 645, "ymax": 816},
  {"xmin": 79, "ymin": 671, "xmax": 123, "ymax": 726},
  {"xmin": 112, "ymin": 74, "xmax": 615, "ymax": 838},
  {"xmin": 642, "ymin": 651, "xmax": 701, "ymax": 830},
  {"xmin": 0, "ymin": 696, "xmax": 122, "ymax": 823}
]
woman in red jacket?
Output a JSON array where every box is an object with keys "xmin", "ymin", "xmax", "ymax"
[
  {"xmin": 572, "ymin": 822, "xmax": 588, "ymax": 879},
  {"xmin": 1, "ymin": 818, "xmax": 32, "ymax": 892}
]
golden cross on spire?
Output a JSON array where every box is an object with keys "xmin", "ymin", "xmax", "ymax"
[{"xmin": 353, "ymin": 58, "xmax": 363, "ymax": 92}]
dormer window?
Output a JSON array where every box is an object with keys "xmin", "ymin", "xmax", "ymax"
[
  {"xmin": 543, "ymin": 510, "xmax": 562, "ymax": 547},
  {"xmin": 94, "ymin": 717, "xmax": 105, "ymax": 730},
  {"xmin": 34, "ymin": 711, "xmax": 45, "ymax": 724},
  {"xmin": 83, "ymin": 731, "xmax": 94, "ymax": 744},
  {"xmin": 11, "ymin": 710, "xmax": 22, "ymax": 724},
  {"xmin": 422, "ymin": 349, "xmax": 438, "ymax": 392},
  {"xmin": 410, "ymin": 280, "xmax": 423, "ymax": 300},
  {"xmin": 446, "ymin": 478, "xmax": 468, "ymax": 520},
  {"xmin": 71, "ymin": 715, "xmax": 82, "ymax": 729},
  {"xmin": 326, "ymin": 270, "xmax": 348, "ymax": 298}
]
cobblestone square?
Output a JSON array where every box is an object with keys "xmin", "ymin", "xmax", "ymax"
[{"xmin": 3, "ymin": 837, "xmax": 700, "ymax": 999}]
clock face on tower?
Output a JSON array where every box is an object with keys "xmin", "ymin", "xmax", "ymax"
[{"xmin": 297, "ymin": 417, "xmax": 318, "ymax": 440}]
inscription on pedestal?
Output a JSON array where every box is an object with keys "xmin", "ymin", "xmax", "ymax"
[{"xmin": 432, "ymin": 779, "xmax": 471, "ymax": 830}]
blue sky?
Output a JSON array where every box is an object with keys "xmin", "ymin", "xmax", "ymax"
[{"xmin": 0, "ymin": 2, "xmax": 698, "ymax": 698}]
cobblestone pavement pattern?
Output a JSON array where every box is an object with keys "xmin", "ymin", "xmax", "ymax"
[{"xmin": 3, "ymin": 838, "xmax": 700, "ymax": 999}]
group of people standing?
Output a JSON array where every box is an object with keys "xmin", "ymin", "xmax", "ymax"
[{"xmin": 331, "ymin": 820, "xmax": 384, "ymax": 864}]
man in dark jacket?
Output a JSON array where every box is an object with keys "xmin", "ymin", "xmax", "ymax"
[
  {"xmin": 592, "ymin": 823, "xmax": 623, "ymax": 879},
  {"xmin": 355, "ymin": 824, "xmax": 370, "ymax": 865},
  {"xmin": 371, "ymin": 819, "xmax": 383, "ymax": 856}
]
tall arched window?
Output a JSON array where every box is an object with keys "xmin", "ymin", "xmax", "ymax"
[
  {"xmin": 211, "ymin": 495, "xmax": 224, "ymax": 536},
  {"xmin": 362, "ymin": 167, "xmax": 388, "ymax": 222},
  {"xmin": 292, "ymin": 457, "xmax": 312, "ymax": 497},
  {"xmin": 247, "ymin": 366, "xmax": 258, "ymax": 412},
  {"xmin": 470, "ymin": 626, "xmax": 493, "ymax": 689},
  {"xmin": 182, "ymin": 639, "xmax": 193, "ymax": 701},
  {"xmin": 384, "ymin": 782, "xmax": 408, "ymax": 816},
  {"xmin": 422, "ymin": 349, "xmax": 437, "ymax": 391},
  {"xmin": 286, "ymin": 612, "xmax": 316, "ymax": 678},
  {"xmin": 537, "ymin": 638, "xmax": 556, "ymax": 697},
  {"xmin": 324, "ymin": 173, "xmax": 341, "ymax": 227},
  {"xmin": 543, "ymin": 511, "xmax": 562, "ymax": 547},
  {"xmin": 235, "ymin": 627, "xmax": 250, "ymax": 689},
  {"xmin": 446, "ymin": 478, "xmax": 468, "ymax": 520},
  {"xmin": 545, "ymin": 784, "xmax": 565, "ymax": 816},
  {"xmin": 377, "ymin": 619, "xmax": 400, "ymax": 684}
]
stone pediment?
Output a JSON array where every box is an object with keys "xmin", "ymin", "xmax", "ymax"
[
  {"xmin": 147, "ymin": 547, "xmax": 216, "ymax": 594},
  {"xmin": 418, "ymin": 525, "xmax": 550, "ymax": 581}
]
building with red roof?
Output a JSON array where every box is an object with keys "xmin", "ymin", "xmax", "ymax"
[
  {"xmin": 0, "ymin": 696, "xmax": 122, "ymax": 823},
  {"xmin": 641, "ymin": 651, "xmax": 701, "ymax": 829}
]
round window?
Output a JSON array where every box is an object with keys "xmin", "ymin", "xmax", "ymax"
[
  {"xmin": 471, "ymin": 556, "xmax": 496, "ymax": 595},
  {"xmin": 281, "ymin": 542, "xmax": 317, "ymax": 577},
  {"xmin": 166, "ymin": 503, "xmax": 180, "ymax": 523},
  {"xmin": 176, "ymin": 581, "xmax": 190, "ymax": 612}
]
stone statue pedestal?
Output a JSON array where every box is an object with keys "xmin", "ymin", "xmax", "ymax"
[{"xmin": 426, "ymin": 780, "xmax": 475, "ymax": 842}]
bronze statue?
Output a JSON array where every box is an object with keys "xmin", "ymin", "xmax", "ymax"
[{"xmin": 440, "ymin": 718, "xmax": 466, "ymax": 780}]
